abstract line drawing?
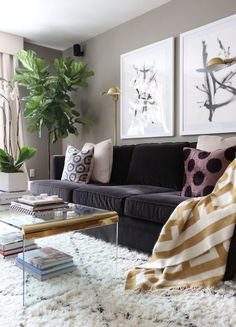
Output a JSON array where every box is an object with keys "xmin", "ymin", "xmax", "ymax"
[
  {"xmin": 121, "ymin": 38, "xmax": 174, "ymax": 139},
  {"xmin": 180, "ymin": 14, "xmax": 236, "ymax": 135},
  {"xmin": 127, "ymin": 63, "xmax": 168, "ymax": 136}
]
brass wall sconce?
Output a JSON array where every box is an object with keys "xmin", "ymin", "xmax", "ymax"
[{"xmin": 101, "ymin": 86, "xmax": 120, "ymax": 145}]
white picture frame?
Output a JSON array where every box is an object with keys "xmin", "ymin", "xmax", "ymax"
[
  {"xmin": 180, "ymin": 14, "xmax": 236, "ymax": 135},
  {"xmin": 120, "ymin": 37, "xmax": 174, "ymax": 139}
]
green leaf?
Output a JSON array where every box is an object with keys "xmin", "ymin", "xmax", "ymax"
[
  {"xmin": 0, "ymin": 148, "xmax": 18, "ymax": 172},
  {"xmin": 16, "ymin": 50, "xmax": 38, "ymax": 72},
  {"xmin": 14, "ymin": 147, "xmax": 37, "ymax": 169},
  {"xmin": 72, "ymin": 110, "xmax": 81, "ymax": 117},
  {"xmin": 0, "ymin": 148, "xmax": 10, "ymax": 160},
  {"xmin": 75, "ymin": 116, "xmax": 93, "ymax": 126}
]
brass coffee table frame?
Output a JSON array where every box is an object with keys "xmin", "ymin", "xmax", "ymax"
[
  {"xmin": 22, "ymin": 211, "xmax": 118, "ymax": 240},
  {"xmin": 2, "ymin": 209, "xmax": 119, "ymax": 306}
]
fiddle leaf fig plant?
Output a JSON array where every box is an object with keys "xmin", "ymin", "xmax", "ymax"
[
  {"xmin": 0, "ymin": 146, "xmax": 36, "ymax": 173},
  {"xmin": 13, "ymin": 50, "xmax": 94, "ymax": 176}
]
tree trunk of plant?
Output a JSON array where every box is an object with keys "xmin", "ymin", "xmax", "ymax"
[{"xmin": 47, "ymin": 131, "xmax": 51, "ymax": 178}]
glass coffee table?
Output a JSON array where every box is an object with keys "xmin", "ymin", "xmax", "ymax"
[{"xmin": 0, "ymin": 203, "xmax": 119, "ymax": 306}]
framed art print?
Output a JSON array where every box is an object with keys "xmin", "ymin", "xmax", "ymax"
[
  {"xmin": 120, "ymin": 37, "xmax": 174, "ymax": 139},
  {"xmin": 180, "ymin": 14, "xmax": 236, "ymax": 135}
]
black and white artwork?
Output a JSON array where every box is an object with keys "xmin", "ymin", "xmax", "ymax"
[
  {"xmin": 180, "ymin": 14, "xmax": 236, "ymax": 135},
  {"xmin": 120, "ymin": 38, "xmax": 174, "ymax": 139}
]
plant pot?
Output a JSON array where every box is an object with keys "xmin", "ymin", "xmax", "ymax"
[{"xmin": 0, "ymin": 172, "xmax": 28, "ymax": 192}]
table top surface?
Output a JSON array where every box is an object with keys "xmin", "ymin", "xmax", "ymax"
[{"xmin": 0, "ymin": 203, "xmax": 114, "ymax": 230}]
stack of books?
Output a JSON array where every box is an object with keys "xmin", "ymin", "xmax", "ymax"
[
  {"xmin": 15, "ymin": 247, "xmax": 76, "ymax": 281},
  {"xmin": 0, "ymin": 231, "xmax": 37, "ymax": 258},
  {"xmin": 0, "ymin": 190, "xmax": 31, "ymax": 205},
  {"xmin": 10, "ymin": 200, "xmax": 69, "ymax": 218}
]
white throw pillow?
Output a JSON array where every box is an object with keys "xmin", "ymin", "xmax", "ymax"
[
  {"xmin": 197, "ymin": 135, "xmax": 236, "ymax": 152},
  {"xmin": 61, "ymin": 145, "xmax": 94, "ymax": 183},
  {"xmin": 82, "ymin": 139, "xmax": 113, "ymax": 183}
]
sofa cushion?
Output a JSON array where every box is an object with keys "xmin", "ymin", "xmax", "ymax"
[
  {"xmin": 126, "ymin": 142, "xmax": 190, "ymax": 189},
  {"xmin": 73, "ymin": 184, "xmax": 174, "ymax": 214},
  {"xmin": 181, "ymin": 146, "xmax": 236, "ymax": 197},
  {"xmin": 197, "ymin": 135, "xmax": 236, "ymax": 152},
  {"xmin": 61, "ymin": 145, "xmax": 94, "ymax": 183},
  {"xmin": 83, "ymin": 139, "xmax": 113, "ymax": 183},
  {"xmin": 124, "ymin": 192, "xmax": 187, "ymax": 224},
  {"xmin": 30, "ymin": 180, "xmax": 81, "ymax": 203},
  {"xmin": 110, "ymin": 145, "xmax": 135, "ymax": 184}
]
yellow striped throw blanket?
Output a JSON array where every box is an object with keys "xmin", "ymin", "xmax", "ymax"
[{"xmin": 125, "ymin": 159, "xmax": 236, "ymax": 290}]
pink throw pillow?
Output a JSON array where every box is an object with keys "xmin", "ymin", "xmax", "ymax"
[{"xmin": 181, "ymin": 146, "xmax": 236, "ymax": 197}]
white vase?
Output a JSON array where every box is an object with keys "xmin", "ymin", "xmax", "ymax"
[{"xmin": 0, "ymin": 172, "xmax": 28, "ymax": 192}]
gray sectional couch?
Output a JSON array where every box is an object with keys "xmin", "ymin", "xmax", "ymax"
[{"xmin": 30, "ymin": 142, "xmax": 236, "ymax": 280}]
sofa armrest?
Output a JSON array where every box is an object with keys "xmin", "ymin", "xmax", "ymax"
[{"xmin": 50, "ymin": 155, "xmax": 65, "ymax": 180}]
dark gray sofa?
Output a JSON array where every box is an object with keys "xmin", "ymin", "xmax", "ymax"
[{"xmin": 30, "ymin": 142, "xmax": 236, "ymax": 280}]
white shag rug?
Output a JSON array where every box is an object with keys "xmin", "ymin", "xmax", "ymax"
[{"xmin": 1, "ymin": 232, "xmax": 236, "ymax": 327}]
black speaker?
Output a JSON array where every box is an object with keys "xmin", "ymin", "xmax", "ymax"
[{"xmin": 73, "ymin": 44, "xmax": 84, "ymax": 57}]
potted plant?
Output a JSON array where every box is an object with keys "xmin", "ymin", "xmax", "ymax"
[
  {"xmin": 13, "ymin": 50, "xmax": 94, "ymax": 177},
  {"xmin": 0, "ymin": 78, "xmax": 36, "ymax": 192},
  {"xmin": 0, "ymin": 146, "xmax": 36, "ymax": 192}
]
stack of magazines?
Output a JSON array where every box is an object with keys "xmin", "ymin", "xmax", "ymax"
[
  {"xmin": 0, "ymin": 231, "xmax": 37, "ymax": 258},
  {"xmin": 15, "ymin": 247, "xmax": 76, "ymax": 281},
  {"xmin": 10, "ymin": 200, "xmax": 69, "ymax": 218}
]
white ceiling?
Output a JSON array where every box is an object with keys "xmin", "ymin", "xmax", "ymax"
[{"xmin": 0, "ymin": 0, "xmax": 171, "ymax": 51}]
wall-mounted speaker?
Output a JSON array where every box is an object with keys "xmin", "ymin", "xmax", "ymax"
[{"xmin": 73, "ymin": 44, "xmax": 84, "ymax": 57}]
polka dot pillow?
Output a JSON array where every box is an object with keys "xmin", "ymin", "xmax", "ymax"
[
  {"xmin": 61, "ymin": 145, "xmax": 94, "ymax": 183},
  {"xmin": 181, "ymin": 146, "xmax": 236, "ymax": 197}
]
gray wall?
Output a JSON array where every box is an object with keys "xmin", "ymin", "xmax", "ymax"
[
  {"xmin": 63, "ymin": 0, "xmax": 236, "ymax": 151},
  {"xmin": 22, "ymin": 42, "xmax": 62, "ymax": 179}
]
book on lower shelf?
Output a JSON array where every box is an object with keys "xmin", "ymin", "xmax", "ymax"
[
  {"xmin": 0, "ymin": 243, "xmax": 38, "ymax": 258},
  {"xmin": 0, "ymin": 231, "xmax": 35, "ymax": 251},
  {"xmin": 16, "ymin": 247, "xmax": 76, "ymax": 280},
  {"xmin": 15, "ymin": 261, "xmax": 76, "ymax": 281},
  {"xmin": 17, "ymin": 247, "xmax": 73, "ymax": 269},
  {"xmin": 0, "ymin": 230, "xmax": 37, "ymax": 258}
]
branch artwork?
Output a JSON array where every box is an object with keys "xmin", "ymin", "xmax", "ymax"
[
  {"xmin": 196, "ymin": 38, "xmax": 236, "ymax": 122},
  {"xmin": 121, "ymin": 38, "xmax": 174, "ymax": 139},
  {"xmin": 127, "ymin": 63, "xmax": 168, "ymax": 136}
]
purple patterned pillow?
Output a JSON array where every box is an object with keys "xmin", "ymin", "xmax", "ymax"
[{"xmin": 181, "ymin": 146, "xmax": 236, "ymax": 197}]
